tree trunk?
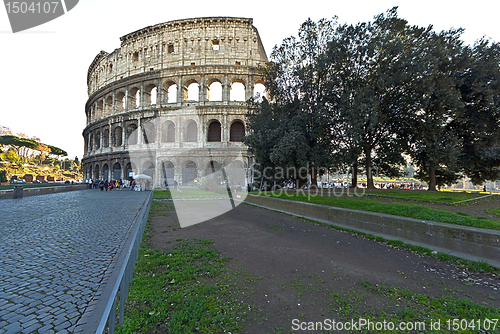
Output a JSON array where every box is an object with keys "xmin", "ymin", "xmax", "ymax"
[
  {"xmin": 365, "ymin": 148, "xmax": 375, "ymax": 189},
  {"xmin": 309, "ymin": 168, "xmax": 318, "ymax": 189},
  {"xmin": 428, "ymin": 168, "xmax": 437, "ymax": 191},
  {"xmin": 351, "ymin": 163, "xmax": 358, "ymax": 188}
]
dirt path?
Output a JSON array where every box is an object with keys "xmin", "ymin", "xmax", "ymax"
[{"xmin": 150, "ymin": 201, "xmax": 500, "ymax": 333}]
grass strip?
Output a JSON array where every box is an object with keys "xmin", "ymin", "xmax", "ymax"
[
  {"xmin": 117, "ymin": 204, "xmax": 253, "ymax": 334},
  {"xmin": 260, "ymin": 192, "xmax": 500, "ymax": 230},
  {"xmin": 358, "ymin": 280, "xmax": 500, "ymax": 334}
]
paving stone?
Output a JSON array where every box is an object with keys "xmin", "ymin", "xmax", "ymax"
[{"xmin": 0, "ymin": 190, "xmax": 150, "ymax": 333}]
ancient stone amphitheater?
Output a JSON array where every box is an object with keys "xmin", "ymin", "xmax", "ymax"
[{"xmin": 82, "ymin": 17, "xmax": 268, "ymax": 188}]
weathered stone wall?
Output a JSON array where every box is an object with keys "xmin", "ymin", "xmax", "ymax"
[{"xmin": 82, "ymin": 17, "xmax": 267, "ymax": 187}]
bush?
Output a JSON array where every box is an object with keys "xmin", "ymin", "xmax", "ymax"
[{"xmin": 0, "ymin": 170, "xmax": 7, "ymax": 182}]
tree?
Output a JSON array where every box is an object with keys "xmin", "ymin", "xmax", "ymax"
[
  {"xmin": 0, "ymin": 150, "xmax": 20, "ymax": 164},
  {"xmin": 405, "ymin": 27, "xmax": 469, "ymax": 190},
  {"xmin": 454, "ymin": 40, "xmax": 500, "ymax": 184},
  {"xmin": 247, "ymin": 18, "xmax": 339, "ymax": 187}
]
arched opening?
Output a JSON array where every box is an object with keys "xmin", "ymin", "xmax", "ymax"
[
  {"xmin": 143, "ymin": 161, "xmax": 155, "ymax": 180},
  {"xmin": 253, "ymin": 82, "xmax": 266, "ymax": 102},
  {"xmin": 142, "ymin": 121, "xmax": 156, "ymax": 144},
  {"xmin": 103, "ymin": 164, "xmax": 109, "ymax": 180},
  {"xmin": 186, "ymin": 121, "xmax": 197, "ymax": 142},
  {"xmin": 125, "ymin": 162, "xmax": 135, "ymax": 180},
  {"xmin": 95, "ymin": 131, "xmax": 101, "ymax": 149},
  {"xmin": 145, "ymin": 84, "xmax": 157, "ymax": 105},
  {"xmin": 103, "ymin": 129, "xmax": 109, "ymax": 148},
  {"xmin": 207, "ymin": 80, "xmax": 222, "ymax": 101},
  {"xmin": 162, "ymin": 161, "xmax": 175, "ymax": 186},
  {"xmin": 226, "ymin": 160, "xmax": 246, "ymax": 187},
  {"xmin": 114, "ymin": 126, "xmax": 123, "ymax": 146},
  {"xmin": 105, "ymin": 96, "xmax": 113, "ymax": 114},
  {"xmin": 207, "ymin": 120, "xmax": 222, "ymax": 142},
  {"xmin": 97, "ymin": 100, "xmax": 103, "ymax": 119},
  {"xmin": 89, "ymin": 165, "xmax": 93, "ymax": 180},
  {"xmin": 162, "ymin": 121, "xmax": 175, "ymax": 143},
  {"xmin": 205, "ymin": 161, "xmax": 221, "ymax": 176},
  {"xmin": 127, "ymin": 124, "xmax": 138, "ymax": 145},
  {"xmin": 184, "ymin": 80, "xmax": 199, "ymax": 101},
  {"xmin": 116, "ymin": 92, "xmax": 126, "ymax": 111},
  {"xmin": 129, "ymin": 88, "xmax": 140, "ymax": 109},
  {"xmin": 94, "ymin": 164, "xmax": 100, "ymax": 179},
  {"xmin": 89, "ymin": 134, "xmax": 94, "ymax": 152},
  {"xmin": 113, "ymin": 162, "xmax": 121, "ymax": 180},
  {"xmin": 183, "ymin": 161, "xmax": 197, "ymax": 184},
  {"xmin": 230, "ymin": 121, "xmax": 245, "ymax": 142},
  {"xmin": 166, "ymin": 82, "xmax": 177, "ymax": 103},
  {"xmin": 230, "ymin": 81, "xmax": 245, "ymax": 101}
]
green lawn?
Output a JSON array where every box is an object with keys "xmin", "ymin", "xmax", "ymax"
[
  {"xmin": 317, "ymin": 188, "xmax": 495, "ymax": 204},
  {"xmin": 260, "ymin": 191, "xmax": 500, "ymax": 230}
]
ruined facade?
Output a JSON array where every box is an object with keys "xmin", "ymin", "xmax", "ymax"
[{"xmin": 82, "ymin": 17, "xmax": 268, "ymax": 187}]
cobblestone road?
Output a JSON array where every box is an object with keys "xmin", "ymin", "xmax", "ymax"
[{"xmin": 0, "ymin": 189, "xmax": 150, "ymax": 334}]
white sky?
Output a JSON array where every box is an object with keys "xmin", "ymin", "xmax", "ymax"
[{"xmin": 1, "ymin": 0, "xmax": 499, "ymax": 159}]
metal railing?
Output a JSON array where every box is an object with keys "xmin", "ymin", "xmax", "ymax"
[{"xmin": 84, "ymin": 190, "xmax": 153, "ymax": 334}]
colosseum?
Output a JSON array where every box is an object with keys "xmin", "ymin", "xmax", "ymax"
[{"xmin": 82, "ymin": 17, "xmax": 268, "ymax": 188}]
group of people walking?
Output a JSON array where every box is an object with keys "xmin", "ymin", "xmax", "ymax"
[{"xmin": 86, "ymin": 179, "xmax": 138, "ymax": 191}]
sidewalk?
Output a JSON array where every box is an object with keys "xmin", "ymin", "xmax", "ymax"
[{"xmin": 0, "ymin": 189, "xmax": 150, "ymax": 334}]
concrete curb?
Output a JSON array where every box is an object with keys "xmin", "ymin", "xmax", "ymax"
[
  {"xmin": 243, "ymin": 194, "xmax": 500, "ymax": 268},
  {"xmin": 0, "ymin": 184, "xmax": 88, "ymax": 199}
]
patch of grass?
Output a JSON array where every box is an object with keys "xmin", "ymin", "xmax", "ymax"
[
  {"xmin": 486, "ymin": 208, "xmax": 500, "ymax": 218},
  {"xmin": 116, "ymin": 206, "xmax": 256, "ymax": 334},
  {"xmin": 262, "ymin": 192, "xmax": 500, "ymax": 230},
  {"xmin": 359, "ymin": 280, "xmax": 500, "ymax": 333}
]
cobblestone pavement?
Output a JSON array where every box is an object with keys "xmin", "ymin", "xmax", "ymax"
[{"xmin": 0, "ymin": 189, "xmax": 150, "ymax": 334}]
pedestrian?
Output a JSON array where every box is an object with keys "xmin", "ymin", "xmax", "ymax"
[
  {"xmin": 99, "ymin": 179, "xmax": 104, "ymax": 191},
  {"xmin": 104, "ymin": 179, "xmax": 109, "ymax": 191}
]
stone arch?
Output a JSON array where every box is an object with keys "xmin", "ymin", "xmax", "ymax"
[
  {"xmin": 226, "ymin": 160, "xmax": 246, "ymax": 186},
  {"xmin": 162, "ymin": 120, "xmax": 175, "ymax": 143},
  {"xmin": 129, "ymin": 87, "xmax": 141, "ymax": 109},
  {"xmin": 103, "ymin": 163, "xmax": 110, "ymax": 180},
  {"xmin": 164, "ymin": 80, "xmax": 177, "ymax": 103},
  {"xmin": 89, "ymin": 165, "xmax": 93, "ymax": 180},
  {"xmin": 145, "ymin": 84, "xmax": 157, "ymax": 105},
  {"xmin": 142, "ymin": 120, "xmax": 156, "ymax": 144},
  {"xmin": 253, "ymin": 80, "xmax": 266, "ymax": 101},
  {"xmin": 142, "ymin": 161, "xmax": 155, "ymax": 180},
  {"xmin": 89, "ymin": 134, "xmax": 94, "ymax": 152},
  {"xmin": 94, "ymin": 164, "xmax": 100, "ymax": 179},
  {"xmin": 103, "ymin": 128, "xmax": 109, "ymax": 147},
  {"xmin": 162, "ymin": 161, "xmax": 175, "ymax": 186},
  {"xmin": 207, "ymin": 78, "xmax": 223, "ymax": 101},
  {"xmin": 184, "ymin": 79, "xmax": 199, "ymax": 101},
  {"xmin": 207, "ymin": 119, "xmax": 222, "ymax": 142},
  {"xmin": 116, "ymin": 91, "xmax": 126, "ymax": 111},
  {"xmin": 230, "ymin": 79, "xmax": 246, "ymax": 101},
  {"xmin": 230, "ymin": 120, "xmax": 245, "ymax": 142},
  {"xmin": 205, "ymin": 160, "xmax": 222, "ymax": 176},
  {"xmin": 125, "ymin": 162, "xmax": 135, "ymax": 180},
  {"xmin": 97, "ymin": 100, "xmax": 104, "ymax": 119},
  {"xmin": 113, "ymin": 162, "xmax": 122, "ymax": 180},
  {"xmin": 95, "ymin": 130, "xmax": 101, "ymax": 149},
  {"xmin": 127, "ymin": 123, "xmax": 138, "ymax": 145},
  {"xmin": 105, "ymin": 96, "xmax": 113, "ymax": 114},
  {"xmin": 185, "ymin": 120, "xmax": 197, "ymax": 142},
  {"xmin": 183, "ymin": 160, "xmax": 197, "ymax": 184},
  {"xmin": 113, "ymin": 126, "xmax": 123, "ymax": 146}
]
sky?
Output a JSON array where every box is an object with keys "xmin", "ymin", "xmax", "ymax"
[{"xmin": 1, "ymin": 0, "xmax": 499, "ymax": 159}]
